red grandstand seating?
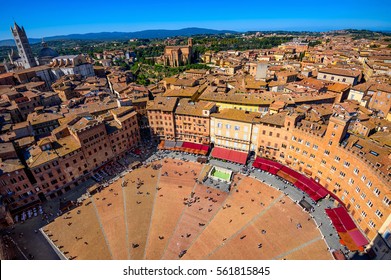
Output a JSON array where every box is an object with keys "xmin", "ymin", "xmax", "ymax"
[
  {"xmin": 211, "ymin": 147, "xmax": 248, "ymax": 164},
  {"xmin": 325, "ymin": 207, "xmax": 368, "ymax": 251},
  {"xmin": 280, "ymin": 166, "xmax": 301, "ymax": 179},
  {"xmin": 252, "ymin": 157, "xmax": 283, "ymax": 172},
  {"xmin": 229, "ymin": 150, "xmax": 248, "ymax": 164},
  {"xmin": 201, "ymin": 145, "xmax": 209, "ymax": 152},
  {"xmin": 221, "ymin": 148, "xmax": 230, "ymax": 160},
  {"xmin": 174, "ymin": 142, "xmax": 210, "ymax": 155},
  {"xmin": 211, "ymin": 147, "xmax": 226, "ymax": 161},
  {"xmin": 182, "ymin": 142, "xmax": 200, "ymax": 150},
  {"xmin": 252, "ymin": 157, "xmax": 329, "ymax": 202},
  {"xmin": 348, "ymin": 229, "xmax": 369, "ymax": 247},
  {"xmin": 333, "ymin": 207, "xmax": 357, "ymax": 231}
]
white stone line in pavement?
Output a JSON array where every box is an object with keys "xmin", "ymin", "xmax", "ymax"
[
  {"xmin": 183, "ymin": 173, "xmax": 246, "ymax": 259},
  {"xmin": 142, "ymin": 159, "xmax": 163, "ymax": 260},
  {"xmin": 8, "ymin": 235, "xmax": 29, "ymax": 260},
  {"xmin": 121, "ymin": 177, "xmax": 131, "ymax": 260},
  {"xmin": 249, "ymin": 170, "xmax": 344, "ymax": 252},
  {"xmin": 143, "ymin": 150, "xmax": 345, "ymax": 255},
  {"xmin": 161, "ymin": 164, "xmax": 208, "ymax": 260},
  {"xmin": 272, "ymin": 236, "xmax": 323, "ymax": 260},
  {"xmin": 90, "ymin": 197, "xmax": 114, "ymax": 259},
  {"xmin": 38, "ymin": 228, "xmax": 68, "ymax": 260},
  {"xmin": 205, "ymin": 193, "xmax": 285, "ymax": 259}
]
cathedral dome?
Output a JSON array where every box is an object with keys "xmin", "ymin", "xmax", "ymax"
[{"xmin": 39, "ymin": 47, "xmax": 59, "ymax": 58}]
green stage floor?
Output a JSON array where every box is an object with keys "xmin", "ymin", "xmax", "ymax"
[{"xmin": 212, "ymin": 169, "xmax": 231, "ymax": 181}]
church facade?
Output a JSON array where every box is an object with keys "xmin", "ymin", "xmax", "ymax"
[
  {"xmin": 4, "ymin": 22, "xmax": 93, "ymax": 86},
  {"xmin": 162, "ymin": 38, "xmax": 193, "ymax": 67}
]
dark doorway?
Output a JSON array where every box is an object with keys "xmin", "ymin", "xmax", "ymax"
[{"xmin": 38, "ymin": 192, "xmax": 47, "ymax": 202}]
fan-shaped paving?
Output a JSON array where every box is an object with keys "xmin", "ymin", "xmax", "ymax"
[{"xmin": 42, "ymin": 158, "xmax": 332, "ymax": 260}]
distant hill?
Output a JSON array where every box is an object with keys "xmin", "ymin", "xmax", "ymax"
[
  {"xmin": 0, "ymin": 38, "xmax": 41, "ymax": 46},
  {"xmin": 0, "ymin": 27, "xmax": 236, "ymax": 46}
]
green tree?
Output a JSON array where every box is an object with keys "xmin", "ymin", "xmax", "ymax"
[{"xmin": 299, "ymin": 52, "xmax": 305, "ymax": 61}]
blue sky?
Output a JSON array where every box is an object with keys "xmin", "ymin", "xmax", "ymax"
[{"xmin": 1, "ymin": 0, "xmax": 390, "ymax": 40}]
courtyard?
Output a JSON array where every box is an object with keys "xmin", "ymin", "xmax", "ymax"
[{"xmin": 38, "ymin": 156, "xmax": 336, "ymax": 260}]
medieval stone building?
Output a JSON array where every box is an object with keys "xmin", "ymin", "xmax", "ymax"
[
  {"xmin": 163, "ymin": 38, "xmax": 193, "ymax": 67},
  {"xmin": 10, "ymin": 22, "xmax": 37, "ymax": 69}
]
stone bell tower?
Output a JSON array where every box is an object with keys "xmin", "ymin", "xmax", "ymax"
[{"xmin": 11, "ymin": 22, "xmax": 37, "ymax": 69}]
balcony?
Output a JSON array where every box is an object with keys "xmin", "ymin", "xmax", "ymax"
[{"xmin": 215, "ymin": 134, "xmax": 249, "ymax": 144}]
